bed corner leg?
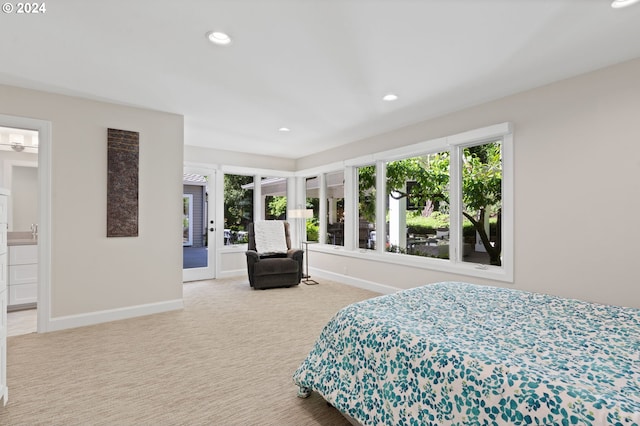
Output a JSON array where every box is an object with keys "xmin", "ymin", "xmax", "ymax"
[{"xmin": 297, "ymin": 386, "xmax": 311, "ymax": 398}]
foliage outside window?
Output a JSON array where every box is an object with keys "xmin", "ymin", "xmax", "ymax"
[
  {"xmin": 266, "ymin": 195, "xmax": 287, "ymax": 220},
  {"xmin": 224, "ymin": 174, "xmax": 253, "ymax": 245}
]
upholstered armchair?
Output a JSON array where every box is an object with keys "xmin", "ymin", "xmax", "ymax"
[{"xmin": 245, "ymin": 221, "xmax": 303, "ymax": 289}]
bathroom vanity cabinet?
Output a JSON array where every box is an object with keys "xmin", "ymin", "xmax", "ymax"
[{"xmin": 8, "ymin": 243, "xmax": 38, "ymax": 309}]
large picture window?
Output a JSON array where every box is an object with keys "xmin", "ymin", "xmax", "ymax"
[{"xmin": 300, "ymin": 122, "xmax": 513, "ymax": 281}]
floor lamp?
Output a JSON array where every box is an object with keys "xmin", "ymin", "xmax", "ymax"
[{"xmin": 288, "ymin": 208, "xmax": 318, "ymax": 285}]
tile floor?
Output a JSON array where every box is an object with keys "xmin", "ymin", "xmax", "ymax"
[{"xmin": 7, "ymin": 308, "xmax": 37, "ymax": 336}]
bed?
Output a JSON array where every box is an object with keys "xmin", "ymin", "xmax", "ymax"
[{"xmin": 293, "ymin": 282, "xmax": 640, "ymax": 425}]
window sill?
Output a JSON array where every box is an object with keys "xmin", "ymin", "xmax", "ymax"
[{"xmin": 309, "ymin": 244, "xmax": 513, "ymax": 283}]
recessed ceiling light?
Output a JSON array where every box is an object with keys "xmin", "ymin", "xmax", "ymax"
[
  {"xmin": 206, "ymin": 31, "xmax": 232, "ymax": 45},
  {"xmin": 382, "ymin": 93, "xmax": 398, "ymax": 102},
  {"xmin": 611, "ymin": 0, "xmax": 640, "ymax": 8},
  {"xmin": 278, "ymin": 127, "xmax": 291, "ymax": 132}
]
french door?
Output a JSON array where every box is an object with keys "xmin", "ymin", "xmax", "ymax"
[{"xmin": 182, "ymin": 167, "xmax": 216, "ymax": 281}]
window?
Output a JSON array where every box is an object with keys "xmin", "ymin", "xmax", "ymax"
[
  {"xmin": 385, "ymin": 151, "xmax": 451, "ymax": 258},
  {"xmin": 223, "ymin": 174, "xmax": 253, "ymax": 245},
  {"xmin": 460, "ymin": 141, "xmax": 502, "ymax": 266},
  {"xmin": 358, "ymin": 165, "xmax": 376, "ymax": 250},
  {"xmin": 325, "ymin": 170, "xmax": 345, "ymax": 246},
  {"xmin": 305, "ymin": 176, "xmax": 320, "ymax": 242}
]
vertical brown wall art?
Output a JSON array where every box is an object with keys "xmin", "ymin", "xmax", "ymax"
[{"xmin": 107, "ymin": 128, "xmax": 139, "ymax": 237}]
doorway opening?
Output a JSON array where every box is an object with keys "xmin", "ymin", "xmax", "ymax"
[
  {"xmin": 0, "ymin": 125, "xmax": 39, "ymax": 336},
  {"xmin": 0, "ymin": 114, "xmax": 51, "ymax": 335}
]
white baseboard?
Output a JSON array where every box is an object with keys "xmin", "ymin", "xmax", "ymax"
[
  {"xmin": 44, "ymin": 299, "xmax": 184, "ymax": 332},
  {"xmin": 217, "ymin": 269, "xmax": 247, "ymax": 279},
  {"xmin": 309, "ymin": 267, "xmax": 399, "ymax": 295}
]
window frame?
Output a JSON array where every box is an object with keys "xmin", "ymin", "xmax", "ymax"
[{"xmin": 297, "ymin": 122, "xmax": 514, "ymax": 282}]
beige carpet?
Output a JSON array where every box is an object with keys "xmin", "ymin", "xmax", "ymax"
[{"xmin": 0, "ymin": 278, "xmax": 379, "ymax": 425}]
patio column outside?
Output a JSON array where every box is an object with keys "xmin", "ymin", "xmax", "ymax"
[{"xmin": 389, "ymin": 186, "xmax": 406, "ymax": 250}]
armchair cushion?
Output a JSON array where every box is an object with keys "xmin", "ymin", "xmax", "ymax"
[{"xmin": 256, "ymin": 258, "xmax": 299, "ymax": 275}]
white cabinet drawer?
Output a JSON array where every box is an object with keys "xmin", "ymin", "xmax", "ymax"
[
  {"xmin": 0, "ymin": 195, "xmax": 6, "ymax": 224},
  {"xmin": 9, "ymin": 283, "xmax": 37, "ymax": 306},
  {"xmin": 0, "ymin": 225, "xmax": 6, "ymax": 255},
  {"xmin": 0, "ymin": 254, "xmax": 6, "ymax": 292},
  {"xmin": 9, "ymin": 263, "xmax": 37, "ymax": 285},
  {"xmin": 9, "ymin": 245, "xmax": 38, "ymax": 265}
]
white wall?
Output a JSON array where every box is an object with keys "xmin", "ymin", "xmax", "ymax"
[
  {"xmin": 0, "ymin": 84, "xmax": 184, "ymax": 322},
  {"xmin": 184, "ymin": 145, "xmax": 296, "ymax": 171},
  {"xmin": 299, "ymin": 57, "xmax": 640, "ymax": 308}
]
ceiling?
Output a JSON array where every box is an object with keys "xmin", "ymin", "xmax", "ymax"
[{"xmin": 2, "ymin": 0, "xmax": 640, "ymax": 159}]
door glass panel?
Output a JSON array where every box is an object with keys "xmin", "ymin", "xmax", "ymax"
[
  {"xmin": 183, "ymin": 174, "xmax": 208, "ymax": 268},
  {"xmin": 183, "ymin": 194, "xmax": 193, "ymax": 246}
]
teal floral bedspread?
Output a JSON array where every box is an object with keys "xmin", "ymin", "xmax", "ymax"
[{"xmin": 293, "ymin": 282, "xmax": 640, "ymax": 425}]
